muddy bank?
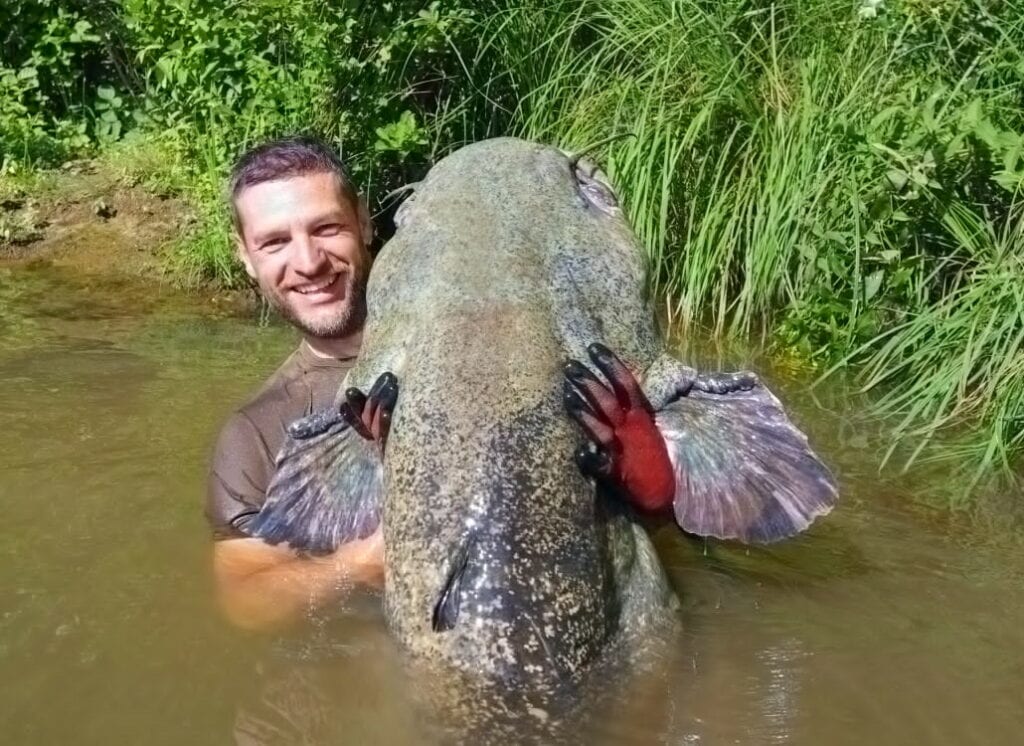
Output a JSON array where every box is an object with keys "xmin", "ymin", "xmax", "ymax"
[{"xmin": 0, "ymin": 159, "xmax": 251, "ymax": 315}]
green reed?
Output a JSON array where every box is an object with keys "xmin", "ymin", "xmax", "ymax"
[{"xmin": 459, "ymin": 0, "xmax": 1024, "ymax": 479}]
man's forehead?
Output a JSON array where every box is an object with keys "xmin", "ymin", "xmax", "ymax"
[{"xmin": 236, "ymin": 171, "xmax": 352, "ymax": 208}]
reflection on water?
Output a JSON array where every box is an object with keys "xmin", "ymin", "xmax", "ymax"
[{"xmin": 1, "ymin": 263, "xmax": 1023, "ymax": 745}]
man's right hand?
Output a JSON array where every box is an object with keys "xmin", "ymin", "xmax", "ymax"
[
  {"xmin": 213, "ymin": 522, "xmax": 385, "ymax": 631},
  {"xmin": 343, "ymin": 522, "xmax": 385, "ymax": 587}
]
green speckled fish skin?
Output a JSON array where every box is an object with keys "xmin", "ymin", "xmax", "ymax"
[{"xmin": 346, "ymin": 138, "xmax": 674, "ymax": 686}]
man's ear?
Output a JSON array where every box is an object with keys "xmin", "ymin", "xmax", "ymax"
[{"xmin": 235, "ymin": 232, "xmax": 257, "ymax": 279}]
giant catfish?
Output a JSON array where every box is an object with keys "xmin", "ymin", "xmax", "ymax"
[{"xmin": 249, "ymin": 138, "xmax": 837, "ymax": 691}]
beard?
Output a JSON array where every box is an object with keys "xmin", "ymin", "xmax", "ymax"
[{"xmin": 264, "ymin": 265, "xmax": 369, "ymax": 340}]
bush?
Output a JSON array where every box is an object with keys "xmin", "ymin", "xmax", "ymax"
[
  {"xmin": 118, "ymin": 0, "xmax": 482, "ymax": 281},
  {"xmin": 459, "ymin": 0, "xmax": 1024, "ymax": 474},
  {"xmin": 0, "ymin": 0, "xmax": 134, "ymax": 167},
  {"xmin": 3, "ymin": 0, "xmax": 1024, "ymax": 477}
]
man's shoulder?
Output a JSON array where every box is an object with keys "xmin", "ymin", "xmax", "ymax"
[
  {"xmin": 238, "ymin": 342, "xmax": 355, "ymax": 433},
  {"xmin": 206, "ymin": 343, "xmax": 354, "ymax": 538}
]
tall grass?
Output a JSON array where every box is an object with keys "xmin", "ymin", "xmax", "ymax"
[
  {"xmin": 470, "ymin": 1, "xmax": 904, "ymax": 338},
  {"xmin": 5, "ymin": 0, "xmax": 1024, "ymax": 482},
  {"xmin": 854, "ymin": 201, "xmax": 1024, "ymax": 482},
  {"xmin": 453, "ymin": 0, "xmax": 1024, "ymax": 480}
]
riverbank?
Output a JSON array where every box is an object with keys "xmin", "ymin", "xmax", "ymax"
[
  {"xmin": 4, "ymin": 0, "xmax": 1024, "ymax": 484},
  {"xmin": 0, "ymin": 146, "xmax": 253, "ymax": 316}
]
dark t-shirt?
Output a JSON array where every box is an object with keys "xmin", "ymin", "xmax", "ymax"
[{"xmin": 206, "ymin": 341, "xmax": 356, "ymax": 539}]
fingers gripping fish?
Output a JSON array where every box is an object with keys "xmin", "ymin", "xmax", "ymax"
[{"xmin": 565, "ymin": 343, "xmax": 836, "ymax": 542}]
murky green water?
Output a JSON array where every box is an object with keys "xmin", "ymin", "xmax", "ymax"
[{"xmin": 2, "ymin": 263, "xmax": 1022, "ymax": 745}]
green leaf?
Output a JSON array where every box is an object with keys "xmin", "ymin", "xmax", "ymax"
[
  {"xmin": 373, "ymin": 110, "xmax": 427, "ymax": 154},
  {"xmin": 864, "ymin": 270, "xmax": 885, "ymax": 302},
  {"xmin": 974, "ymin": 119, "xmax": 1001, "ymax": 149},
  {"xmin": 992, "ymin": 170, "xmax": 1023, "ymax": 192},
  {"xmin": 868, "ymin": 106, "xmax": 902, "ymax": 134},
  {"xmin": 962, "ymin": 98, "xmax": 983, "ymax": 129},
  {"xmin": 886, "ymin": 169, "xmax": 908, "ymax": 191}
]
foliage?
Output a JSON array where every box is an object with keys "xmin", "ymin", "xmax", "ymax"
[
  {"xmin": 118, "ymin": 0, "xmax": 477, "ymax": 280},
  {"xmin": 119, "ymin": 1, "xmax": 474, "ymax": 163},
  {"xmin": 3, "ymin": 0, "xmax": 1024, "ymax": 479},
  {"xmin": 848, "ymin": 202, "xmax": 1024, "ymax": 482},
  {"xmin": 0, "ymin": 0, "xmax": 132, "ymax": 168},
  {"xmin": 459, "ymin": 0, "xmax": 1024, "ymax": 476}
]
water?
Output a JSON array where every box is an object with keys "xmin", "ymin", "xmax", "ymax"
[{"xmin": 1, "ymin": 262, "xmax": 1022, "ymax": 745}]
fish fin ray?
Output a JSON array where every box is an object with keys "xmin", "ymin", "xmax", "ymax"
[
  {"xmin": 249, "ymin": 410, "xmax": 383, "ymax": 554},
  {"xmin": 655, "ymin": 384, "xmax": 837, "ymax": 543}
]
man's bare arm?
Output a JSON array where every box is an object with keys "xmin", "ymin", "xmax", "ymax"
[{"xmin": 212, "ymin": 526, "xmax": 384, "ymax": 631}]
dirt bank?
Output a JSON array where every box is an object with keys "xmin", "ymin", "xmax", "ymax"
[{"xmin": 0, "ymin": 159, "xmax": 251, "ymax": 313}]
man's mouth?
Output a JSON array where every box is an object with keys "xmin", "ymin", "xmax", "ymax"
[{"xmin": 293, "ymin": 272, "xmax": 343, "ymax": 298}]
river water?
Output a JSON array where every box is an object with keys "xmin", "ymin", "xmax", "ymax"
[{"xmin": 1, "ymin": 262, "xmax": 1022, "ymax": 745}]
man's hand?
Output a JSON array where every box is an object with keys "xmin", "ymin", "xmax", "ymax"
[
  {"xmin": 344, "ymin": 522, "xmax": 385, "ymax": 587},
  {"xmin": 342, "ymin": 372, "xmax": 398, "ymax": 447},
  {"xmin": 213, "ymin": 523, "xmax": 385, "ymax": 631}
]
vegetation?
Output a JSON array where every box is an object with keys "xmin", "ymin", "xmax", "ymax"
[{"xmin": 2, "ymin": 0, "xmax": 1024, "ymax": 485}]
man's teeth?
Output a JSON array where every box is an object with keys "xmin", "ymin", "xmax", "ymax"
[{"xmin": 295, "ymin": 274, "xmax": 338, "ymax": 294}]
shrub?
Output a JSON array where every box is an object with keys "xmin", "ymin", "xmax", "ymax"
[{"xmin": 4, "ymin": 0, "xmax": 1024, "ymax": 476}]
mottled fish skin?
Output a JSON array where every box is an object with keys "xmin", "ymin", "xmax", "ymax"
[
  {"xmin": 251, "ymin": 136, "xmax": 835, "ymax": 733},
  {"xmin": 337, "ymin": 141, "xmax": 671, "ymax": 691},
  {"xmin": 346, "ymin": 138, "xmax": 674, "ymax": 688}
]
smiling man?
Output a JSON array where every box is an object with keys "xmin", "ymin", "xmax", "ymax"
[{"xmin": 207, "ymin": 136, "xmax": 384, "ymax": 630}]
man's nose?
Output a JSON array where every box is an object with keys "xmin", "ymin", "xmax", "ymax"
[{"xmin": 291, "ymin": 234, "xmax": 327, "ymax": 275}]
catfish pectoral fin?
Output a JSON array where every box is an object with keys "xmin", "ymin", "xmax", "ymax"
[
  {"xmin": 432, "ymin": 536, "xmax": 475, "ymax": 632},
  {"xmin": 249, "ymin": 409, "xmax": 384, "ymax": 555},
  {"xmin": 287, "ymin": 408, "xmax": 346, "ymax": 440},
  {"xmin": 655, "ymin": 379, "xmax": 838, "ymax": 544}
]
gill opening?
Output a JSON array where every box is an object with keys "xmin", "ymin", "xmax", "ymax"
[
  {"xmin": 432, "ymin": 533, "xmax": 476, "ymax": 632},
  {"xmin": 374, "ymin": 181, "xmax": 420, "ymax": 220}
]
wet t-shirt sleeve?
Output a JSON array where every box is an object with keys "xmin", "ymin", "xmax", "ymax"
[
  {"xmin": 206, "ymin": 410, "xmax": 275, "ymax": 540},
  {"xmin": 205, "ymin": 344, "xmax": 356, "ymax": 540}
]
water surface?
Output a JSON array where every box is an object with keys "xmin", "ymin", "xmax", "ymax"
[{"xmin": 1, "ymin": 263, "xmax": 1021, "ymax": 744}]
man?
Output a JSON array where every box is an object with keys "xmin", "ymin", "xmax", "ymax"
[{"xmin": 207, "ymin": 136, "xmax": 384, "ymax": 630}]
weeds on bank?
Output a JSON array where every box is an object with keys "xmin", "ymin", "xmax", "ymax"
[
  {"xmin": 4, "ymin": 0, "xmax": 1024, "ymax": 480},
  {"xmin": 853, "ymin": 201, "xmax": 1024, "ymax": 481},
  {"xmin": 461, "ymin": 0, "xmax": 1024, "ymax": 477}
]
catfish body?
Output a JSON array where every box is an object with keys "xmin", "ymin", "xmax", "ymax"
[
  {"xmin": 352, "ymin": 138, "xmax": 673, "ymax": 684},
  {"xmin": 251, "ymin": 137, "xmax": 836, "ymax": 696}
]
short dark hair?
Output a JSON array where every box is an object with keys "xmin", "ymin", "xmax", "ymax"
[{"xmin": 228, "ymin": 135, "xmax": 359, "ymax": 234}]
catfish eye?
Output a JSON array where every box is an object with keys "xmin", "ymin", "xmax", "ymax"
[
  {"xmin": 388, "ymin": 182, "xmax": 419, "ymax": 229},
  {"xmin": 394, "ymin": 194, "xmax": 414, "ymax": 228},
  {"xmin": 572, "ymin": 158, "xmax": 619, "ymax": 213}
]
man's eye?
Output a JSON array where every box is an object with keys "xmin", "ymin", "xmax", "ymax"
[
  {"xmin": 259, "ymin": 237, "xmax": 287, "ymax": 252},
  {"xmin": 313, "ymin": 223, "xmax": 343, "ymax": 237}
]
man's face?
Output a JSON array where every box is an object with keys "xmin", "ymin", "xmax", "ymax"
[{"xmin": 234, "ymin": 172, "xmax": 372, "ymax": 339}]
